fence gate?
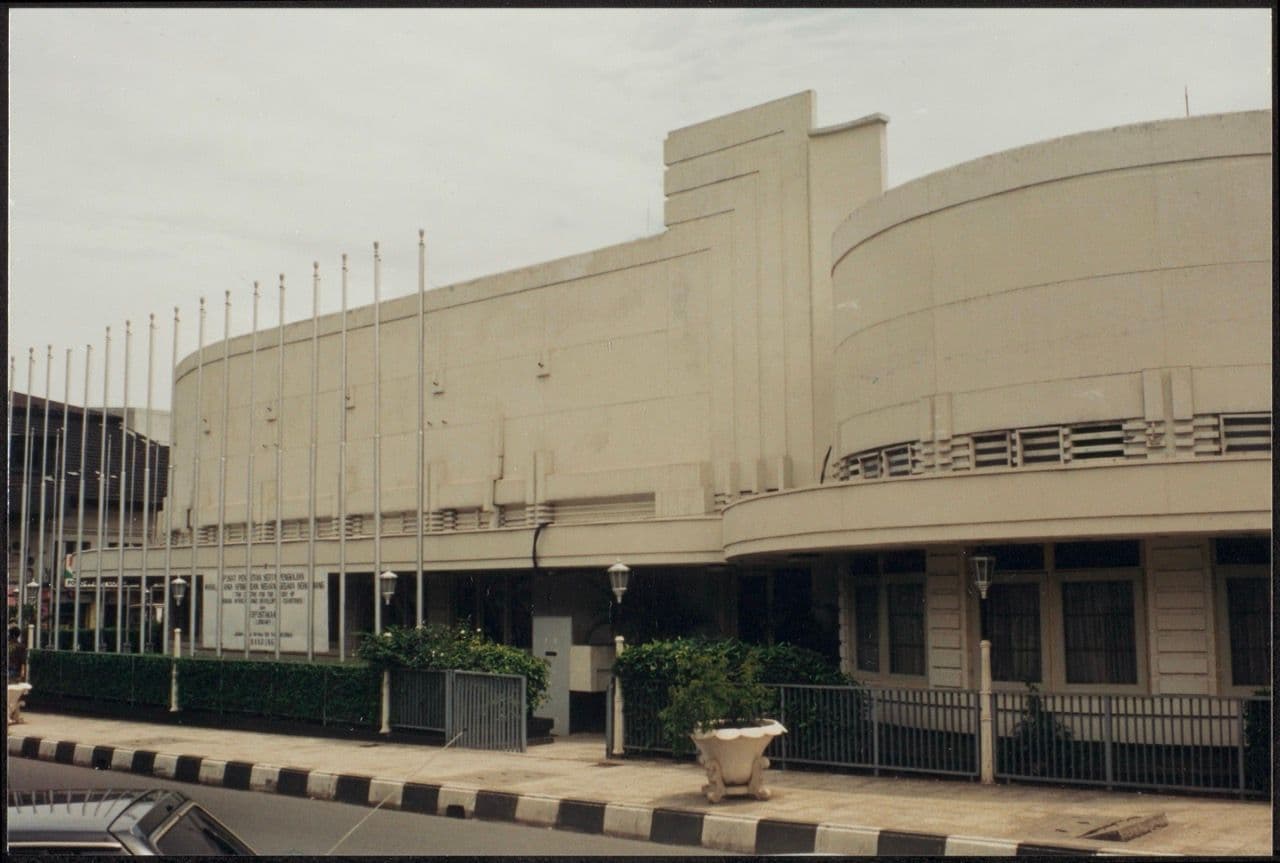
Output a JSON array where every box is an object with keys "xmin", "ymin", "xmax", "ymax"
[{"xmin": 390, "ymin": 669, "xmax": 526, "ymax": 752}]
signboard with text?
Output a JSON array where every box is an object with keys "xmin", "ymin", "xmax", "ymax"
[{"xmin": 200, "ymin": 570, "xmax": 328, "ymax": 653}]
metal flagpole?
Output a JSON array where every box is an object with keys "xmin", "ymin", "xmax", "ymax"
[
  {"xmin": 307, "ymin": 262, "xmax": 320, "ymax": 661},
  {"xmin": 54, "ymin": 348, "xmax": 72, "ymax": 647},
  {"xmin": 245, "ymin": 284, "xmax": 259, "ymax": 658},
  {"xmin": 50, "ymin": 427, "xmax": 64, "ymax": 646},
  {"xmin": 373, "ymin": 242, "xmax": 383, "ymax": 635},
  {"xmin": 141, "ymin": 314, "xmax": 155, "ymax": 653},
  {"xmin": 338, "ymin": 254, "xmax": 348, "ymax": 661},
  {"xmin": 274, "ymin": 274, "xmax": 285, "ymax": 660},
  {"xmin": 74, "ymin": 346, "xmax": 91, "ymax": 651},
  {"xmin": 116, "ymin": 323, "xmax": 131, "ymax": 652},
  {"xmin": 35, "ymin": 346, "xmax": 53, "ymax": 649},
  {"xmin": 41, "ymin": 429, "xmax": 61, "ymax": 648},
  {"xmin": 17, "ymin": 349, "xmax": 34, "ymax": 634},
  {"xmin": 416, "ymin": 230, "xmax": 425, "ymax": 626},
  {"xmin": 162, "ymin": 308, "xmax": 178, "ymax": 656},
  {"xmin": 190, "ymin": 300, "xmax": 206, "ymax": 648},
  {"xmin": 216, "ymin": 291, "xmax": 231, "ymax": 658},
  {"xmin": 94, "ymin": 330, "xmax": 110, "ymax": 652}
]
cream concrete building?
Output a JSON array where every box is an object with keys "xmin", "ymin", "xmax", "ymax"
[{"xmin": 75, "ymin": 93, "xmax": 1271, "ymax": 731}]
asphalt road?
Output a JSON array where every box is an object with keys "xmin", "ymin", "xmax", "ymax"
[{"xmin": 6, "ymin": 759, "xmax": 722, "ymax": 855}]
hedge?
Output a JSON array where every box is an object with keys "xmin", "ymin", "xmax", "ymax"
[
  {"xmin": 356, "ymin": 623, "xmax": 549, "ymax": 714},
  {"xmin": 26, "ymin": 649, "xmax": 380, "ymax": 729}
]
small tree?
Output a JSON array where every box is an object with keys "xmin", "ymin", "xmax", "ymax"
[{"xmin": 1010, "ymin": 683, "xmax": 1073, "ymax": 777}]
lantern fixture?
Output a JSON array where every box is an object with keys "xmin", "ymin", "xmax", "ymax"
[
  {"xmin": 379, "ymin": 570, "xmax": 398, "ymax": 605},
  {"xmin": 970, "ymin": 554, "xmax": 996, "ymax": 600},
  {"xmin": 171, "ymin": 576, "xmax": 189, "ymax": 605},
  {"xmin": 607, "ymin": 559, "xmax": 631, "ymax": 604}
]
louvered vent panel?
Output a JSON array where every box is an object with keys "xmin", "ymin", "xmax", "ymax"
[
  {"xmin": 973, "ymin": 432, "xmax": 1012, "ymax": 469},
  {"xmin": 225, "ymin": 524, "xmax": 247, "ymax": 543},
  {"xmin": 436, "ymin": 509, "xmax": 458, "ymax": 531},
  {"xmin": 883, "ymin": 444, "xmax": 914, "ymax": 477},
  {"xmin": 1122, "ymin": 420, "xmax": 1154, "ymax": 459},
  {"xmin": 712, "ymin": 492, "xmax": 730, "ymax": 511},
  {"xmin": 253, "ymin": 523, "xmax": 275, "ymax": 542},
  {"xmin": 1191, "ymin": 416, "xmax": 1220, "ymax": 456},
  {"xmin": 1067, "ymin": 422, "xmax": 1125, "ymax": 461},
  {"xmin": 949, "ymin": 436, "xmax": 973, "ymax": 471},
  {"xmin": 553, "ymin": 496, "xmax": 656, "ymax": 525},
  {"xmin": 198, "ymin": 526, "xmax": 218, "ymax": 545},
  {"xmin": 316, "ymin": 518, "xmax": 339, "ymax": 539},
  {"xmin": 499, "ymin": 505, "xmax": 527, "ymax": 527},
  {"xmin": 450, "ymin": 509, "xmax": 485, "ymax": 532},
  {"xmin": 1015, "ymin": 428, "xmax": 1061, "ymax": 465},
  {"xmin": 1222, "ymin": 413, "xmax": 1271, "ymax": 453},
  {"xmin": 282, "ymin": 520, "xmax": 306, "ymax": 541},
  {"xmin": 858, "ymin": 453, "xmax": 881, "ymax": 480},
  {"xmin": 833, "ymin": 456, "xmax": 857, "ymax": 481}
]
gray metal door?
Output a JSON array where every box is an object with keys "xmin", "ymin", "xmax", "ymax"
[{"xmin": 532, "ymin": 615, "xmax": 571, "ymax": 735}]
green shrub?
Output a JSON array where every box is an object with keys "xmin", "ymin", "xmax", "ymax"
[
  {"xmin": 355, "ymin": 624, "xmax": 549, "ymax": 714},
  {"xmin": 614, "ymin": 637, "xmax": 852, "ymax": 753},
  {"xmin": 658, "ymin": 651, "xmax": 772, "ymax": 752},
  {"xmin": 27, "ymin": 650, "xmax": 170, "ymax": 707}
]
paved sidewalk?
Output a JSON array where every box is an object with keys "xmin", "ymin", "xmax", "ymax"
[{"xmin": 6, "ymin": 712, "xmax": 1271, "ymax": 856}]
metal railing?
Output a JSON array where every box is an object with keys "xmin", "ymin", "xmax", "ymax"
[
  {"xmin": 773, "ymin": 684, "xmax": 980, "ymax": 778},
  {"xmin": 390, "ymin": 668, "xmax": 527, "ymax": 752},
  {"xmin": 994, "ymin": 691, "xmax": 1271, "ymax": 797}
]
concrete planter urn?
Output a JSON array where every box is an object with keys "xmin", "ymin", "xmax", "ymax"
[{"xmin": 690, "ymin": 719, "xmax": 786, "ymax": 803}]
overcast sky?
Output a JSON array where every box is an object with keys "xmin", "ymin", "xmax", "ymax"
[{"xmin": 7, "ymin": 8, "xmax": 1273, "ymax": 409}]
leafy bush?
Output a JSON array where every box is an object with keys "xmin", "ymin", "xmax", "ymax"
[
  {"xmin": 1008, "ymin": 683, "xmax": 1074, "ymax": 777},
  {"xmin": 658, "ymin": 651, "xmax": 772, "ymax": 752},
  {"xmin": 27, "ymin": 650, "xmax": 170, "ymax": 707},
  {"xmin": 614, "ymin": 637, "xmax": 852, "ymax": 754},
  {"xmin": 355, "ymin": 624, "xmax": 549, "ymax": 713}
]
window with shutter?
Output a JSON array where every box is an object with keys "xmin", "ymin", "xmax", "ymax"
[{"xmin": 1062, "ymin": 580, "xmax": 1137, "ymax": 685}]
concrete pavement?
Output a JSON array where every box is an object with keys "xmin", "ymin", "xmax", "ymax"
[{"xmin": 6, "ymin": 711, "xmax": 1272, "ymax": 856}]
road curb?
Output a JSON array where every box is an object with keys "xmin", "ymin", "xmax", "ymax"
[{"xmin": 8, "ymin": 734, "xmax": 1174, "ymax": 856}]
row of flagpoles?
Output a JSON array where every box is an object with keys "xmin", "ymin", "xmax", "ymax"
[{"xmin": 11, "ymin": 233, "xmax": 430, "ymax": 662}]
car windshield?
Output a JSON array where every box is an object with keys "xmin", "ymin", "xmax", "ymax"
[{"xmin": 152, "ymin": 806, "xmax": 253, "ymax": 856}]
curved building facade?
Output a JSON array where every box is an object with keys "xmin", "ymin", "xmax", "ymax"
[{"xmin": 78, "ymin": 94, "xmax": 1270, "ymax": 730}]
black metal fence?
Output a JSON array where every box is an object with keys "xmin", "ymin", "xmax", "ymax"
[
  {"xmin": 618, "ymin": 679, "xmax": 1270, "ymax": 797},
  {"xmin": 773, "ymin": 684, "xmax": 979, "ymax": 777},
  {"xmin": 390, "ymin": 668, "xmax": 526, "ymax": 752},
  {"xmin": 994, "ymin": 691, "xmax": 1270, "ymax": 797}
]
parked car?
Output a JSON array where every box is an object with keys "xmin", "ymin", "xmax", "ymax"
[{"xmin": 6, "ymin": 789, "xmax": 255, "ymax": 856}]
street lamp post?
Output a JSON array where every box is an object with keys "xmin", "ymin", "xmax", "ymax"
[{"xmin": 970, "ymin": 552, "xmax": 997, "ymax": 785}]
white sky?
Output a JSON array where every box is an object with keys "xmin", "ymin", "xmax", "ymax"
[{"xmin": 7, "ymin": 8, "xmax": 1273, "ymax": 409}]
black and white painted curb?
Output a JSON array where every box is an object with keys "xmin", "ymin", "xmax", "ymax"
[{"xmin": 8, "ymin": 735, "xmax": 1172, "ymax": 856}]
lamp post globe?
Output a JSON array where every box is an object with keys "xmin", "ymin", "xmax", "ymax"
[
  {"xmin": 607, "ymin": 560, "xmax": 630, "ymax": 604},
  {"xmin": 379, "ymin": 570, "xmax": 398, "ymax": 605},
  {"xmin": 971, "ymin": 554, "xmax": 996, "ymax": 600},
  {"xmin": 171, "ymin": 576, "xmax": 188, "ymax": 605}
]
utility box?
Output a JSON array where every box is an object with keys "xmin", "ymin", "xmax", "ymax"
[{"xmin": 569, "ymin": 645, "xmax": 614, "ymax": 693}]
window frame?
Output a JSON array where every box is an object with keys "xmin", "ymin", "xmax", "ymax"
[
  {"xmin": 964, "ymin": 545, "xmax": 1149, "ymax": 693},
  {"xmin": 847, "ymin": 556, "xmax": 928, "ymax": 685},
  {"xmin": 1213, "ymin": 562, "xmax": 1271, "ymax": 696}
]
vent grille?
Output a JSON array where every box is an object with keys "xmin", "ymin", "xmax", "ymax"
[
  {"xmin": 883, "ymin": 444, "xmax": 915, "ymax": 477},
  {"xmin": 1066, "ymin": 422, "xmax": 1125, "ymax": 461},
  {"xmin": 973, "ymin": 431, "xmax": 1012, "ymax": 469},
  {"xmin": 1015, "ymin": 427, "xmax": 1061, "ymax": 465}
]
